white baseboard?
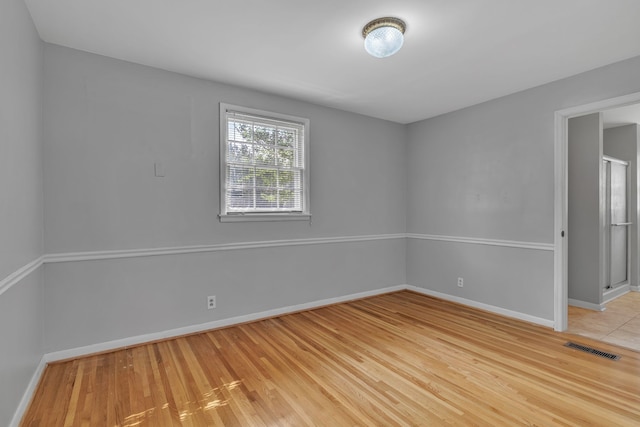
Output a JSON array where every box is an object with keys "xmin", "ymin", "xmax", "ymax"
[
  {"xmin": 14, "ymin": 283, "xmax": 560, "ymax": 424},
  {"xmin": 631, "ymin": 285, "xmax": 639, "ymax": 292},
  {"xmin": 568, "ymin": 298, "xmax": 606, "ymax": 311},
  {"xmin": 602, "ymin": 285, "xmax": 630, "ymax": 304},
  {"xmin": 46, "ymin": 283, "xmax": 559, "ymax": 362},
  {"xmin": 9, "ymin": 355, "xmax": 48, "ymax": 427},
  {"xmin": 407, "ymin": 286, "xmax": 555, "ymax": 328},
  {"xmin": 45, "ymin": 284, "xmax": 407, "ymax": 362}
]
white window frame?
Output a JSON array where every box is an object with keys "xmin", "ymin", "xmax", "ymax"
[{"xmin": 219, "ymin": 103, "xmax": 311, "ymax": 222}]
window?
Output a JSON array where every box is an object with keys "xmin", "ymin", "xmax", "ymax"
[{"xmin": 219, "ymin": 103, "xmax": 310, "ymax": 222}]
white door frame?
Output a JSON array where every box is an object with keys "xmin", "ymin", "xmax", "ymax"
[{"xmin": 554, "ymin": 91, "xmax": 640, "ymax": 331}]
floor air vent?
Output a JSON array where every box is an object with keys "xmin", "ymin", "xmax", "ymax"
[{"xmin": 564, "ymin": 342, "xmax": 620, "ymax": 360}]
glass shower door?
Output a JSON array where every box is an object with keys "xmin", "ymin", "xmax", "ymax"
[{"xmin": 605, "ymin": 157, "xmax": 630, "ymax": 290}]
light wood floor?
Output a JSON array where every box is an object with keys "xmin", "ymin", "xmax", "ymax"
[
  {"xmin": 22, "ymin": 291, "xmax": 640, "ymax": 426},
  {"xmin": 568, "ymin": 291, "xmax": 640, "ymax": 351}
]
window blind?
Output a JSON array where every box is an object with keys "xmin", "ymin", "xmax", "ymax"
[{"xmin": 224, "ymin": 110, "xmax": 306, "ymax": 213}]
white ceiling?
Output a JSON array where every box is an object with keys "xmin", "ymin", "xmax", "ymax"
[{"xmin": 23, "ymin": 0, "xmax": 640, "ymax": 124}]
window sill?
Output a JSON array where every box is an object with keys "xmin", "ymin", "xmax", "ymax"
[{"xmin": 219, "ymin": 213, "xmax": 312, "ymax": 223}]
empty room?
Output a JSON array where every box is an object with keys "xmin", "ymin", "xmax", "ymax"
[{"xmin": 3, "ymin": 0, "xmax": 640, "ymax": 425}]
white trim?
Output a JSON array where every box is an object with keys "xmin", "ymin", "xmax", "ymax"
[
  {"xmin": 219, "ymin": 213, "xmax": 311, "ymax": 223},
  {"xmin": 602, "ymin": 285, "xmax": 630, "ymax": 304},
  {"xmin": 555, "ymin": 91, "xmax": 640, "ymax": 332},
  {"xmin": 9, "ymin": 356, "xmax": 48, "ymax": 427},
  {"xmin": 43, "ymin": 234, "xmax": 406, "ymax": 263},
  {"xmin": 14, "ymin": 282, "xmax": 558, "ymax": 421},
  {"xmin": 0, "ymin": 235, "xmax": 402, "ymax": 294},
  {"xmin": 568, "ymin": 298, "xmax": 606, "ymax": 311},
  {"xmin": 406, "ymin": 233, "xmax": 553, "ymax": 251},
  {"xmin": 219, "ymin": 103, "xmax": 311, "ymax": 220},
  {"xmin": 557, "ymin": 92, "xmax": 640, "ymax": 118},
  {"xmin": 631, "ymin": 285, "xmax": 640, "ymax": 292},
  {"xmin": 45, "ymin": 284, "xmax": 407, "ymax": 362},
  {"xmin": 554, "ymin": 110, "xmax": 568, "ymax": 331},
  {"xmin": 0, "ymin": 257, "xmax": 43, "ymax": 297},
  {"xmin": 43, "ymin": 283, "xmax": 557, "ymax": 361},
  {"xmin": 3, "ymin": 234, "xmax": 553, "ymax": 267},
  {"xmin": 407, "ymin": 286, "xmax": 555, "ymax": 328}
]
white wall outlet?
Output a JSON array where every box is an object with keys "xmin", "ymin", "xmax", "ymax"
[
  {"xmin": 207, "ymin": 295, "xmax": 216, "ymax": 309},
  {"xmin": 457, "ymin": 277, "xmax": 464, "ymax": 288}
]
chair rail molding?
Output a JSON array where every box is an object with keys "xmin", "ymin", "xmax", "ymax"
[
  {"xmin": 406, "ymin": 233, "xmax": 554, "ymax": 251},
  {"xmin": 0, "ymin": 257, "xmax": 44, "ymax": 297}
]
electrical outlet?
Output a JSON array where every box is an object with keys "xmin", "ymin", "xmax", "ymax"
[
  {"xmin": 207, "ymin": 295, "xmax": 216, "ymax": 309},
  {"xmin": 457, "ymin": 277, "xmax": 464, "ymax": 288}
]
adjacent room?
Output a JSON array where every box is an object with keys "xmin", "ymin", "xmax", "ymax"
[
  {"xmin": 3, "ymin": 0, "xmax": 640, "ymax": 425},
  {"xmin": 567, "ymin": 104, "xmax": 640, "ymax": 350}
]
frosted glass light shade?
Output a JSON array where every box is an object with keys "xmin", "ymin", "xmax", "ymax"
[
  {"xmin": 362, "ymin": 17, "xmax": 406, "ymax": 58},
  {"xmin": 364, "ymin": 26, "xmax": 404, "ymax": 58}
]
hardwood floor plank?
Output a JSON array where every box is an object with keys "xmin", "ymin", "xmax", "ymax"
[
  {"xmin": 282, "ymin": 312, "xmax": 462, "ymax": 424},
  {"xmin": 21, "ymin": 291, "xmax": 640, "ymax": 426},
  {"xmin": 245, "ymin": 320, "xmax": 370, "ymax": 426},
  {"xmin": 268, "ymin": 317, "xmax": 412, "ymax": 425},
  {"xmin": 300, "ymin": 303, "xmax": 534, "ymax": 426}
]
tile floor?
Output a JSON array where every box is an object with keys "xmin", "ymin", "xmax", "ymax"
[{"xmin": 567, "ymin": 291, "xmax": 640, "ymax": 352}]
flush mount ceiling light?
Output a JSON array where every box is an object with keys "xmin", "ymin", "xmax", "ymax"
[{"xmin": 362, "ymin": 17, "xmax": 406, "ymax": 58}]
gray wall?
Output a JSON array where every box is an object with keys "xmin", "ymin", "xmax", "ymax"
[
  {"xmin": 43, "ymin": 47, "xmax": 640, "ymax": 350},
  {"xmin": 0, "ymin": 271, "xmax": 44, "ymax": 426},
  {"xmin": 406, "ymin": 55, "xmax": 640, "ymax": 322},
  {"xmin": 0, "ymin": 0, "xmax": 44, "ymax": 424},
  {"xmin": 5, "ymin": 16, "xmax": 640, "ymax": 420},
  {"xmin": 604, "ymin": 124, "xmax": 640, "ymax": 290},
  {"xmin": 44, "ymin": 240, "xmax": 405, "ymax": 351},
  {"xmin": 42, "ymin": 45, "xmax": 407, "ymax": 352},
  {"xmin": 568, "ymin": 113, "xmax": 603, "ymax": 305}
]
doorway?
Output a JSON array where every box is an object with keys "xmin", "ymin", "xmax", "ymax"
[{"xmin": 554, "ymin": 91, "xmax": 640, "ymax": 332}]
